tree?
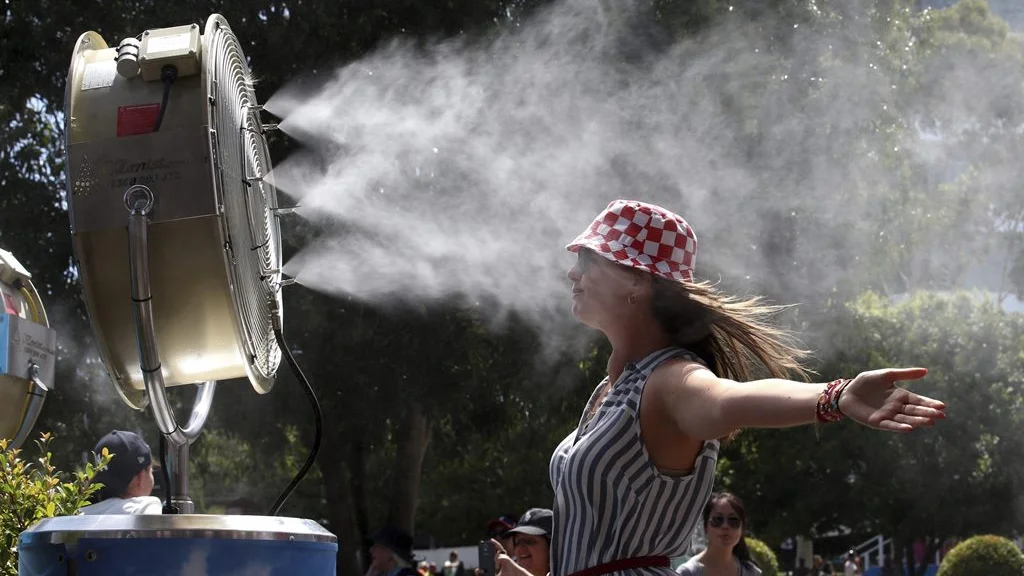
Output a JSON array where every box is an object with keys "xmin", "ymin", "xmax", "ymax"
[{"xmin": 907, "ymin": 0, "xmax": 1024, "ymax": 298}]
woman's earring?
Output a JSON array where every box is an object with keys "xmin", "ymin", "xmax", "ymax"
[{"xmin": 627, "ymin": 294, "xmax": 638, "ymax": 305}]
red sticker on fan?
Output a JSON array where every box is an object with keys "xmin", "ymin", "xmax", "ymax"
[
  {"xmin": 117, "ymin": 103, "xmax": 161, "ymax": 137},
  {"xmin": 2, "ymin": 293, "xmax": 17, "ymax": 315}
]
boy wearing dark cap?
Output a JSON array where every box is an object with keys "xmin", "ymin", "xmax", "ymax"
[{"xmin": 80, "ymin": 430, "xmax": 162, "ymax": 515}]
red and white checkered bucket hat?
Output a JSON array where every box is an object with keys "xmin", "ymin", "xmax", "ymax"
[{"xmin": 566, "ymin": 200, "xmax": 697, "ymax": 283}]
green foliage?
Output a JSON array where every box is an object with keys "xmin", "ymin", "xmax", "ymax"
[
  {"xmin": 907, "ymin": 0, "xmax": 1024, "ymax": 299},
  {"xmin": 189, "ymin": 425, "xmax": 326, "ymax": 520},
  {"xmin": 917, "ymin": 0, "xmax": 1012, "ymax": 55},
  {"xmin": 745, "ymin": 537, "xmax": 779, "ymax": 576},
  {"xmin": 936, "ymin": 535, "xmax": 1024, "ymax": 576},
  {"xmin": 0, "ymin": 433, "xmax": 111, "ymax": 576}
]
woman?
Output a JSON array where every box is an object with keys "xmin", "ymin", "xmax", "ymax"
[
  {"xmin": 676, "ymin": 493, "xmax": 760, "ymax": 575},
  {"xmin": 495, "ymin": 200, "xmax": 945, "ymax": 576}
]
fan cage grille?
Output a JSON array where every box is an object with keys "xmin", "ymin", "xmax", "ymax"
[{"xmin": 208, "ymin": 20, "xmax": 282, "ymax": 382}]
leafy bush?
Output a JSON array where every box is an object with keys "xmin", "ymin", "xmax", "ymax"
[
  {"xmin": 0, "ymin": 433, "xmax": 110, "ymax": 576},
  {"xmin": 746, "ymin": 537, "xmax": 779, "ymax": 576},
  {"xmin": 936, "ymin": 535, "xmax": 1024, "ymax": 576}
]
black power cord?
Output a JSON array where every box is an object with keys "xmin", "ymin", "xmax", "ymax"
[
  {"xmin": 158, "ymin": 435, "xmax": 177, "ymax": 514},
  {"xmin": 267, "ymin": 327, "xmax": 324, "ymax": 516},
  {"xmin": 152, "ymin": 64, "xmax": 178, "ymax": 132}
]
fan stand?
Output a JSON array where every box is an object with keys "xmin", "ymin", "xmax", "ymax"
[{"xmin": 124, "ymin": 184, "xmax": 216, "ymax": 514}]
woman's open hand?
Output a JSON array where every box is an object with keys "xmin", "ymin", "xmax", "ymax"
[{"xmin": 838, "ymin": 368, "xmax": 946, "ymax": 432}]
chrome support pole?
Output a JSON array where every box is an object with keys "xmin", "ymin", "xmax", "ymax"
[{"xmin": 123, "ymin": 184, "xmax": 216, "ymax": 513}]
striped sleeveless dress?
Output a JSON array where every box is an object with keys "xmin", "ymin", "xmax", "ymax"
[{"xmin": 548, "ymin": 347, "xmax": 720, "ymax": 576}]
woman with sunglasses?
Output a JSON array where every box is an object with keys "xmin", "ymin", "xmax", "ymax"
[
  {"xmin": 677, "ymin": 493, "xmax": 760, "ymax": 575},
  {"xmin": 494, "ymin": 200, "xmax": 946, "ymax": 576}
]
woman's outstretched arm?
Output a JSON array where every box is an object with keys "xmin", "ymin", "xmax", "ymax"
[{"xmin": 648, "ymin": 360, "xmax": 946, "ymax": 441}]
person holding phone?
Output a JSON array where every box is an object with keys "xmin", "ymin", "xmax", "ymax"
[
  {"xmin": 506, "ymin": 509, "xmax": 553, "ymax": 576},
  {"xmin": 494, "ymin": 200, "xmax": 946, "ymax": 576},
  {"xmin": 676, "ymin": 493, "xmax": 761, "ymax": 575}
]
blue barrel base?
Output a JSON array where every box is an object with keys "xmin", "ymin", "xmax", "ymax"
[{"xmin": 18, "ymin": 514, "xmax": 338, "ymax": 576}]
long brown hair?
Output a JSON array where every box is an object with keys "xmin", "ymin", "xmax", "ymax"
[{"xmin": 649, "ymin": 276, "xmax": 812, "ymax": 382}]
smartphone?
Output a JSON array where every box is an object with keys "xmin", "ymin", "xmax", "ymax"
[{"xmin": 478, "ymin": 540, "xmax": 497, "ymax": 576}]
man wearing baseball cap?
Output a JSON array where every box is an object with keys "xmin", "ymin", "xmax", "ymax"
[
  {"xmin": 506, "ymin": 509, "xmax": 552, "ymax": 576},
  {"xmin": 80, "ymin": 430, "xmax": 162, "ymax": 515}
]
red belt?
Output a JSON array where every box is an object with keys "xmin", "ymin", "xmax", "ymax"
[{"xmin": 567, "ymin": 556, "xmax": 671, "ymax": 576}]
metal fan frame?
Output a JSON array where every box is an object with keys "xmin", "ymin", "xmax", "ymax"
[{"xmin": 63, "ymin": 14, "xmax": 284, "ymax": 512}]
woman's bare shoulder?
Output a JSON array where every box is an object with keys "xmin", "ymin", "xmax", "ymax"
[{"xmin": 646, "ymin": 356, "xmax": 719, "ymax": 395}]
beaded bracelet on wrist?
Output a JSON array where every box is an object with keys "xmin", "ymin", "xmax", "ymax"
[{"xmin": 816, "ymin": 378, "xmax": 851, "ymax": 423}]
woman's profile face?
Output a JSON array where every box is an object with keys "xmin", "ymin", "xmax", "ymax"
[
  {"xmin": 567, "ymin": 249, "xmax": 642, "ymax": 329},
  {"xmin": 705, "ymin": 499, "xmax": 744, "ymax": 550}
]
